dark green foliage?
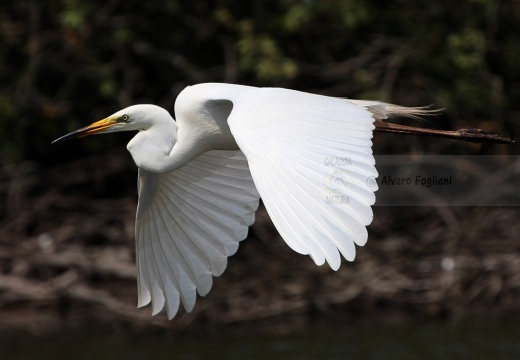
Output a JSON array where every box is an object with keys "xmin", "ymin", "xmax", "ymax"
[{"xmin": 0, "ymin": 0, "xmax": 518, "ymax": 165}]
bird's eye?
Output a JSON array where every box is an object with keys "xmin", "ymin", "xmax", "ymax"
[{"xmin": 122, "ymin": 114, "xmax": 129, "ymax": 122}]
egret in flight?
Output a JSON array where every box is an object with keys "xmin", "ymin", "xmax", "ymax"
[{"xmin": 53, "ymin": 83, "xmax": 512, "ymax": 319}]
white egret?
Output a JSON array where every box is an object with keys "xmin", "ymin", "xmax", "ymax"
[{"xmin": 53, "ymin": 83, "xmax": 513, "ymax": 319}]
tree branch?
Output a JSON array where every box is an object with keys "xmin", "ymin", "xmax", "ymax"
[{"xmin": 375, "ymin": 121, "xmax": 515, "ymax": 144}]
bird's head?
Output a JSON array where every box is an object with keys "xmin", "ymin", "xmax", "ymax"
[{"xmin": 52, "ymin": 105, "xmax": 172, "ymax": 144}]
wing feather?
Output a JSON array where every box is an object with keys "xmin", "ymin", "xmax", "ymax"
[
  {"xmin": 228, "ymin": 87, "xmax": 378, "ymax": 269},
  {"xmin": 135, "ymin": 150, "xmax": 259, "ymax": 319}
]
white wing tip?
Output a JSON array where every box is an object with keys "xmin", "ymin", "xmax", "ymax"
[
  {"xmin": 329, "ymin": 260, "xmax": 341, "ymax": 271},
  {"xmin": 137, "ymin": 289, "xmax": 151, "ymax": 308},
  {"xmin": 151, "ymin": 285, "xmax": 165, "ymax": 316}
]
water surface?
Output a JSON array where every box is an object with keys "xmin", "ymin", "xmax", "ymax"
[{"xmin": 2, "ymin": 317, "xmax": 519, "ymax": 359}]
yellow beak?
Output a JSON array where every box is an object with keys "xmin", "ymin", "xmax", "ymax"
[{"xmin": 52, "ymin": 117, "xmax": 118, "ymax": 144}]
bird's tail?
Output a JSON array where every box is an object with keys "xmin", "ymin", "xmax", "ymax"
[{"xmin": 348, "ymin": 100, "xmax": 442, "ymax": 121}]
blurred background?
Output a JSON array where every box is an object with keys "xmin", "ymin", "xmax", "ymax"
[{"xmin": 1, "ymin": 0, "xmax": 520, "ymax": 358}]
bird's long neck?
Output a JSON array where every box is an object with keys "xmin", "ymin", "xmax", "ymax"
[
  {"xmin": 126, "ymin": 115, "xmax": 183, "ymax": 173},
  {"xmin": 127, "ymin": 97, "xmax": 239, "ymax": 174}
]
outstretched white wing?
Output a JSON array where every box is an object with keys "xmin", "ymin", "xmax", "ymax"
[
  {"xmin": 135, "ymin": 150, "xmax": 259, "ymax": 319},
  {"xmin": 227, "ymin": 87, "xmax": 378, "ymax": 270}
]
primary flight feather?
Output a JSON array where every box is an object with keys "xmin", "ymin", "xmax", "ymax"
[{"xmin": 53, "ymin": 83, "xmax": 426, "ymax": 319}]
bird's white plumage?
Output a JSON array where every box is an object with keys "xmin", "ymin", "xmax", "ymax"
[
  {"xmin": 54, "ymin": 83, "xmax": 397, "ymax": 320},
  {"xmin": 135, "ymin": 150, "xmax": 259, "ymax": 319},
  {"xmin": 132, "ymin": 85, "xmax": 378, "ymax": 318},
  {"xmin": 225, "ymin": 87, "xmax": 378, "ymax": 268}
]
